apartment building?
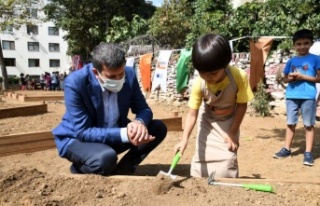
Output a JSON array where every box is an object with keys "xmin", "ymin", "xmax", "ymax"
[{"xmin": 0, "ymin": 1, "xmax": 70, "ymax": 77}]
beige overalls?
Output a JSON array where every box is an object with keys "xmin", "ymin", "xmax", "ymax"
[{"xmin": 190, "ymin": 68, "xmax": 239, "ymax": 178}]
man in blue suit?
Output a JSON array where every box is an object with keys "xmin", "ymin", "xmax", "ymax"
[{"xmin": 52, "ymin": 43, "xmax": 167, "ymax": 175}]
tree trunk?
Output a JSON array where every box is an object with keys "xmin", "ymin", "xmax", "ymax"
[{"xmin": 0, "ymin": 40, "xmax": 9, "ymax": 91}]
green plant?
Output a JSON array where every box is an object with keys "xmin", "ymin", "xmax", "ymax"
[
  {"xmin": 251, "ymin": 80, "xmax": 271, "ymax": 117},
  {"xmin": 8, "ymin": 76, "xmax": 19, "ymax": 84},
  {"xmin": 277, "ymin": 39, "xmax": 292, "ymax": 53}
]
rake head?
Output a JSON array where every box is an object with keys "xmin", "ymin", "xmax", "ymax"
[{"xmin": 158, "ymin": 170, "xmax": 177, "ymax": 180}]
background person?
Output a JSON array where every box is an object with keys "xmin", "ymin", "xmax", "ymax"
[{"xmin": 273, "ymin": 29, "xmax": 320, "ymax": 166}]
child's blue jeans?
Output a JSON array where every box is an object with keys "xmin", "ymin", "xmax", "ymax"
[{"xmin": 286, "ymin": 99, "xmax": 316, "ymax": 127}]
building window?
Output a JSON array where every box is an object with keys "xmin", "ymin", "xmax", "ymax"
[
  {"xmin": 49, "ymin": 43, "xmax": 60, "ymax": 52},
  {"xmin": 2, "ymin": 41, "xmax": 15, "ymax": 50},
  {"xmin": 4, "ymin": 58, "xmax": 16, "ymax": 66},
  {"xmin": 28, "ymin": 59, "xmax": 40, "ymax": 67},
  {"xmin": 48, "ymin": 27, "xmax": 59, "ymax": 36},
  {"xmin": 28, "ymin": 42, "xmax": 39, "ymax": 51},
  {"xmin": 27, "ymin": 25, "xmax": 38, "ymax": 35},
  {"xmin": 49, "ymin": 59, "xmax": 60, "ymax": 67},
  {"xmin": 27, "ymin": 8, "xmax": 38, "ymax": 18}
]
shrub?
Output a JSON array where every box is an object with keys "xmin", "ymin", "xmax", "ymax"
[
  {"xmin": 8, "ymin": 76, "xmax": 20, "ymax": 84},
  {"xmin": 251, "ymin": 80, "xmax": 271, "ymax": 117}
]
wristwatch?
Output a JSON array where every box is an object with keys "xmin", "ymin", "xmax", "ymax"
[{"xmin": 134, "ymin": 118, "xmax": 145, "ymax": 125}]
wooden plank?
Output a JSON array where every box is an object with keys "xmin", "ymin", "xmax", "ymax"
[
  {"xmin": 0, "ymin": 104, "xmax": 47, "ymax": 119},
  {"xmin": 0, "ymin": 131, "xmax": 53, "ymax": 145},
  {"xmin": 213, "ymin": 177, "xmax": 320, "ymax": 185},
  {"xmin": 0, "ymin": 116, "xmax": 182, "ymax": 157},
  {"xmin": 11, "ymin": 93, "xmax": 19, "ymax": 99},
  {"xmin": 0, "ymin": 116, "xmax": 181, "ymax": 145},
  {"xmin": 0, "ymin": 138, "xmax": 55, "ymax": 154},
  {"xmin": 21, "ymin": 95, "xmax": 64, "ymax": 102},
  {"xmin": 57, "ymin": 171, "xmax": 320, "ymax": 185},
  {"xmin": 160, "ymin": 116, "xmax": 183, "ymax": 131},
  {"xmin": 0, "ymin": 145, "xmax": 55, "ymax": 157},
  {"xmin": 108, "ymin": 176, "xmax": 320, "ymax": 185},
  {"xmin": 6, "ymin": 92, "xmax": 12, "ymax": 98},
  {"xmin": 59, "ymin": 174, "xmax": 320, "ymax": 185},
  {"xmin": 107, "ymin": 175, "xmax": 154, "ymax": 180},
  {"xmin": 18, "ymin": 95, "xmax": 25, "ymax": 101}
]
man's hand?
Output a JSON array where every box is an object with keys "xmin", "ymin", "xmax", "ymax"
[{"xmin": 127, "ymin": 121, "xmax": 155, "ymax": 146}]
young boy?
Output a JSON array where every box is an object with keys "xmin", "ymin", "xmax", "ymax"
[
  {"xmin": 273, "ymin": 29, "xmax": 320, "ymax": 166},
  {"xmin": 174, "ymin": 33, "xmax": 254, "ymax": 178}
]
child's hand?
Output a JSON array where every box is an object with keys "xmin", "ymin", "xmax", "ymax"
[
  {"xmin": 293, "ymin": 72, "xmax": 302, "ymax": 80},
  {"xmin": 174, "ymin": 139, "xmax": 188, "ymax": 155},
  {"xmin": 288, "ymin": 73, "xmax": 297, "ymax": 82},
  {"xmin": 224, "ymin": 136, "xmax": 239, "ymax": 152}
]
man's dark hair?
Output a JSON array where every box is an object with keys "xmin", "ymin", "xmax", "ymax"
[
  {"xmin": 192, "ymin": 33, "xmax": 232, "ymax": 72},
  {"xmin": 92, "ymin": 43, "xmax": 126, "ymax": 72},
  {"xmin": 293, "ymin": 29, "xmax": 314, "ymax": 43}
]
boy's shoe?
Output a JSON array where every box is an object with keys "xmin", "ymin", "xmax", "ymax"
[
  {"xmin": 273, "ymin": 147, "xmax": 291, "ymax": 159},
  {"xmin": 303, "ymin": 152, "xmax": 314, "ymax": 166}
]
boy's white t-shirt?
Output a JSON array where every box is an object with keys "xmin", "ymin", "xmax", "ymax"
[{"xmin": 310, "ymin": 41, "xmax": 320, "ymax": 99}]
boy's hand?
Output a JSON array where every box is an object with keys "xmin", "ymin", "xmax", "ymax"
[
  {"xmin": 224, "ymin": 136, "xmax": 239, "ymax": 152},
  {"xmin": 288, "ymin": 73, "xmax": 297, "ymax": 82},
  {"xmin": 174, "ymin": 139, "xmax": 188, "ymax": 155}
]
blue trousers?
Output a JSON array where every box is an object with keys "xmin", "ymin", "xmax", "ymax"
[{"xmin": 64, "ymin": 120, "xmax": 167, "ymax": 175}]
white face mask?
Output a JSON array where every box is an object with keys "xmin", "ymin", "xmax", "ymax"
[{"xmin": 98, "ymin": 72, "xmax": 125, "ymax": 93}]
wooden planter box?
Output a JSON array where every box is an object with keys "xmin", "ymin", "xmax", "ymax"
[
  {"xmin": 0, "ymin": 116, "xmax": 182, "ymax": 157},
  {"xmin": 0, "ymin": 104, "xmax": 48, "ymax": 119},
  {"xmin": 18, "ymin": 94, "xmax": 64, "ymax": 102},
  {"xmin": 0, "ymin": 131, "xmax": 55, "ymax": 157}
]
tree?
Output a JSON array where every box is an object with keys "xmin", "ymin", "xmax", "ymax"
[
  {"xmin": 106, "ymin": 15, "xmax": 149, "ymax": 43},
  {"xmin": 226, "ymin": 1, "xmax": 263, "ymax": 51},
  {"xmin": 148, "ymin": 0, "xmax": 193, "ymax": 49},
  {"xmin": 0, "ymin": 0, "xmax": 37, "ymax": 90},
  {"xmin": 227, "ymin": 0, "xmax": 320, "ymax": 51},
  {"xmin": 44, "ymin": 0, "xmax": 155, "ymax": 62},
  {"xmin": 185, "ymin": 0, "xmax": 232, "ymax": 48}
]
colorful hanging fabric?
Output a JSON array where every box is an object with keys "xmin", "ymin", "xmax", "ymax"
[
  {"xmin": 139, "ymin": 53, "xmax": 153, "ymax": 91},
  {"xmin": 176, "ymin": 49, "xmax": 192, "ymax": 93},
  {"xmin": 151, "ymin": 50, "xmax": 173, "ymax": 92}
]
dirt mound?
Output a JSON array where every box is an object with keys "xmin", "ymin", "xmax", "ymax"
[{"xmin": 152, "ymin": 174, "xmax": 175, "ymax": 195}]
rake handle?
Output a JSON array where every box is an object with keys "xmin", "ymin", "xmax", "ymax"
[
  {"xmin": 209, "ymin": 182, "xmax": 274, "ymax": 193},
  {"xmin": 242, "ymin": 184, "xmax": 274, "ymax": 192},
  {"xmin": 168, "ymin": 152, "xmax": 181, "ymax": 174}
]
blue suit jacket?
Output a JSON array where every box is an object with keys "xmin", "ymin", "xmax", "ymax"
[{"xmin": 52, "ymin": 63, "xmax": 153, "ymax": 156}]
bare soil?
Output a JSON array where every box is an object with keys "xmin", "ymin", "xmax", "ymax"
[{"xmin": 1, "ymin": 90, "xmax": 320, "ymax": 206}]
